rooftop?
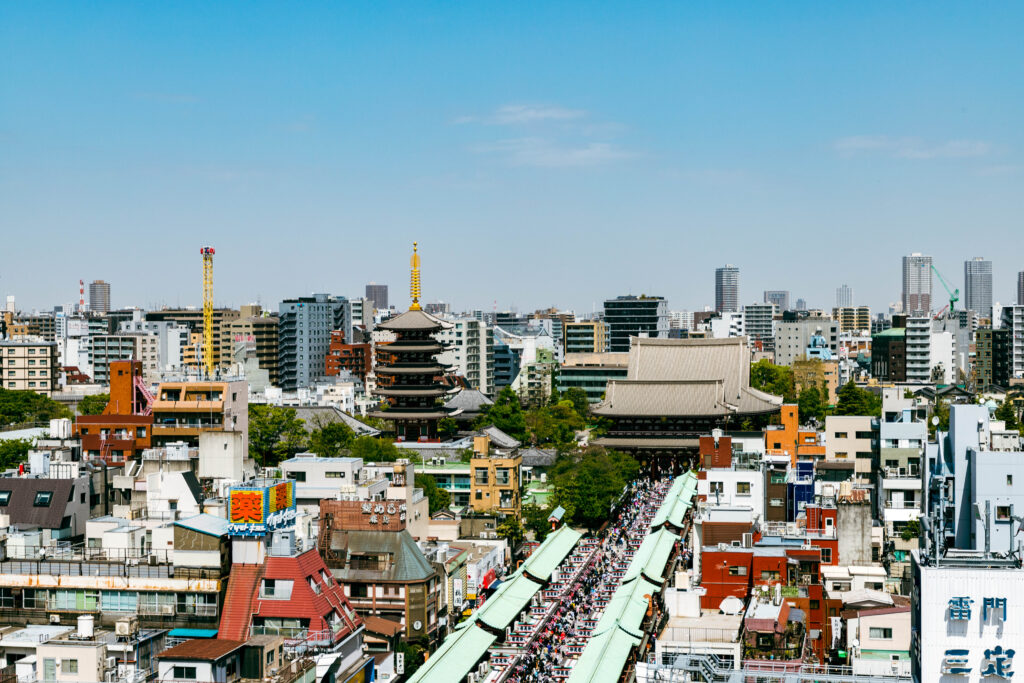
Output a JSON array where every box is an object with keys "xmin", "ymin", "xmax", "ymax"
[{"xmin": 156, "ymin": 638, "xmax": 245, "ymax": 661}]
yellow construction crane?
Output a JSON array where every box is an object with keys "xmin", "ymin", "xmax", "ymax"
[{"xmin": 200, "ymin": 246, "xmax": 215, "ymax": 377}]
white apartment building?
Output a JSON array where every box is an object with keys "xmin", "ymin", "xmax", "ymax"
[
  {"xmin": 0, "ymin": 339, "xmax": 60, "ymax": 395},
  {"xmin": 437, "ymin": 319, "xmax": 495, "ymax": 396}
]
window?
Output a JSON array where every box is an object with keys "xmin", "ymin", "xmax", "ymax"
[
  {"xmin": 836, "ymin": 432, "xmax": 848, "ymax": 439},
  {"xmin": 1008, "ymin": 475, "xmax": 1014, "ymax": 486},
  {"xmin": 474, "ymin": 468, "xmax": 489, "ymax": 485},
  {"xmin": 770, "ymin": 498, "xmax": 784, "ymax": 507},
  {"xmin": 761, "ymin": 570, "xmax": 780, "ymax": 581},
  {"xmin": 178, "ymin": 592, "xmax": 217, "ymax": 615},
  {"xmin": 475, "ymin": 491, "xmax": 482, "ymax": 500},
  {"xmin": 0, "ymin": 491, "xmax": 10, "ymax": 506},
  {"xmin": 34, "ymin": 491, "xmax": 53, "ymax": 507},
  {"xmin": 710, "ymin": 481, "xmax": 724, "ymax": 495},
  {"xmin": 728, "ymin": 566, "xmax": 748, "ymax": 576},
  {"xmin": 820, "ymin": 547, "xmax": 833, "ymax": 563},
  {"xmin": 834, "ymin": 452, "xmax": 847, "ymax": 459},
  {"xmin": 43, "ymin": 659, "xmax": 56, "ymax": 683},
  {"xmin": 138, "ymin": 592, "xmax": 175, "ymax": 615},
  {"xmin": 288, "ymin": 471, "xmax": 306, "ymax": 482},
  {"xmin": 495, "ymin": 468, "xmax": 511, "ymax": 486},
  {"xmin": 173, "ymin": 666, "xmax": 197, "ymax": 680},
  {"xmin": 63, "ymin": 660, "xmax": 78, "ymax": 674},
  {"xmin": 869, "ymin": 627, "xmax": 893, "ymax": 639},
  {"xmin": 23, "ymin": 589, "xmax": 46, "ymax": 609},
  {"xmin": 102, "ymin": 591, "xmax": 138, "ymax": 612},
  {"xmin": 809, "ymin": 600, "xmax": 820, "ymax": 610},
  {"xmin": 325, "ymin": 471, "xmax": 346, "ymax": 479},
  {"xmin": 997, "ymin": 506, "xmax": 1011, "ymax": 521},
  {"xmin": 260, "ymin": 579, "xmax": 293, "ymax": 600},
  {"xmin": 49, "ymin": 589, "xmax": 99, "ymax": 611},
  {"xmin": 736, "ymin": 482, "xmax": 751, "ymax": 495}
]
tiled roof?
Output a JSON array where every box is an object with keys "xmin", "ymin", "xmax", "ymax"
[
  {"xmin": 156, "ymin": 638, "xmax": 244, "ymax": 661},
  {"xmin": 0, "ymin": 478, "xmax": 75, "ymax": 529}
]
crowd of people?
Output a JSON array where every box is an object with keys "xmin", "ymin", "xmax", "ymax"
[{"xmin": 503, "ymin": 475, "xmax": 673, "ymax": 683}]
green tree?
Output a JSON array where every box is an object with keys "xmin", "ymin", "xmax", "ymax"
[
  {"xmin": 994, "ymin": 398, "xmax": 1020, "ymax": 431},
  {"xmin": 522, "ymin": 503, "xmax": 552, "ymax": 542},
  {"xmin": 901, "ymin": 519, "xmax": 921, "ymax": 543},
  {"xmin": 76, "ymin": 393, "xmax": 109, "ymax": 416},
  {"xmin": 750, "ymin": 360, "xmax": 797, "ymax": 402},
  {"xmin": 798, "ymin": 386, "xmax": 824, "ymax": 423},
  {"xmin": 308, "ymin": 421, "xmax": 355, "ymax": 457},
  {"xmin": 563, "ymin": 387, "xmax": 590, "ymax": 419},
  {"xmin": 0, "ymin": 388, "xmax": 73, "ymax": 426},
  {"xmin": 348, "ymin": 436, "xmax": 402, "ymax": 462},
  {"xmin": 437, "ymin": 416, "xmax": 459, "ymax": 441},
  {"xmin": 834, "ymin": 381, "xmax": 881, "ymax": 417},
  {"xmin": 248, "ymin": 405, "xmax": 308, "ymax": 467},
  {"xmin": 525, "ymin": 400, "xmax": 584, "ymax": 448},
  {"xmin": 415, "ymin": 473, "xmax": 451, "ymax": 515},
  {"xmin": 476, "ymin": 386, "xmax": 527, "ymax": 441},
  {"xmin": 496, "ymin": 516, "xmax": 525, "ymax": 549},
  {"xmin": 0, "ymin": 438, "xmax": 33, "ymax": 470},
  {"xmin": 550, "ymin": 448, "xmax": 640, "ymax": 529},
  {"xmin": 396, "ymin": 639, "xmax": 429, "ymax": 678},
  {"xmin": 929, "ymin": 398, "xmax": 950, "ymax": 437}
]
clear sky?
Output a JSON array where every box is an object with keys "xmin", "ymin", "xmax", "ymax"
[{"xmin": 2, "ymin": 2, "xmax": 1022, "ymax": 315}]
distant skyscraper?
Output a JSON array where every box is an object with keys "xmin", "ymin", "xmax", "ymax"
[
  {"xmin": 89, "ymin": 280, "xmax": 111, "ymax": 314},
  {"xmin": 365, "ymin": 282, "xmax": 389, "ymax": 311},
  {"xmin": 1018, "ymin": 271, "xmax": 1024, "ymax": 305},
  {"xmin": 603, "ymin": 295, "xmax": 669, "ymax": 352},
  {"xmin": 278, "ymin": 293, "xmax": 349, "ymax": 390},
  {"xmin": 795, "ymin": 298, "xmax": 807, "ymax": 312},
  {"xmin": 902, "ymin": 253, "xmax": 933, "ymax": 316},
  {"xmin": 715, "ymin": 265, "xmax": 740, "ymax": 313},
  {"xmin": 963, "ymin": 257, "xmax": 993, "ymax": 318},
  {"xmin": 763, "ymin": 290, "xmax": 789, "ymax": 311},
  {"xmin": 835, "ymin": 284, "xmax": 853, "ymax": 308}
]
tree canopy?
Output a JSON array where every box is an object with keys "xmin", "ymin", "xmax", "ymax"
[
  {"xmin": 415, "ymin": 473, "xmax": 451, "ymax": 515},
  {"xmin": 0, "ymin": 438, "xmax": 33, "ymax": 470},
  {"xmin": 550, "ymin": 448, "xmax": 640, "ymax": 530},
  {"xmin": 248, "ymin": 404, "xmax": 308, "ymax": 467},
  {"xmin": 0, "ymin": 388, "xmax": 72, "ymax": 426},
  {"xmin": 76, "ymin": 393, "xmax": 109, "ymax": 416},
  {"xmin": 524, "ymin": 399, "xmax": 585, "ymax": 448},
  {"xmin": 476, "ymin": 387, "xmax": 527, "ymax": 441},
  {"xmin": 496, "ymin": 516, "xmax": 525, "ymax": 549},
  {"xmin": 308, "ymin": 421, "xmax": 355, "ymax": 458},
  {"xmin": 994, "ymin": 398, "xmax": 1021, "ymax": 433},
  {"xmin": 348, "ymin": 436, "xmax": 402, "ymax": 462},
  {"xmin": 750, "ymin": 360, "xmax": 797, "ymax": 402},
  {"xmin": 797, "ymin": 386, "xmax": 826, "ymax": 423},
  {"xmin": 522, "ymin": 503, "xmax": 552, "ymax": 542},
  {"xmin": 834, "ymin": 381, "xmax": 881, "ymax": 417}
]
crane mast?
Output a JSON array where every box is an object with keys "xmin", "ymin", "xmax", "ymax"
[{"xmin": 200, "ymin": 246, "xmax": 215, "ymax": 378}]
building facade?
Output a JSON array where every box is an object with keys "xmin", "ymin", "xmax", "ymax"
[
  {"xmin": 365, "ymin": 283, "xmax": 388, "ymax": 311},
  {"xmin": 964, "ymin": 257, "xmax": 993, "ymax": 318},
  {"xmin": 763, "ymin": 290, "xmax": 789, "ymax": 312},
  {"xmin": 603, "ymin": 296, "xmax": 669, "ymax": 352},
  {"xmin": 437, "ymin": 318, "xmax": 495, "ymax": 397},
  {"xmin": 0, "ymin": 340, "xmax": 60, "ymax": 395},
  {"xmin": 902, "ymin": 253, "xmax": 933, "ymax": 316},
  {"xmin": 715, "ymin": 265, "xmax": 740, "ymax": 313},
  {"xmin": 774, "ymin": 320, "xmax": 839, "ymax": 366},
  {"xmin": 975, "ymin": 328, "xmax": 1011, "ymax": 388},
  {"xmin": 88, "ymin": 281, "xmax": 111, "ymax": 314},
  {"xmin": 277, "ymin": 294, "xmax": 348, "ymax": 390},
  {"xmin": 563, "ymin": 321, "xmax": 608, "ymax": 354},
  {"xmin": 833, "ymin": 306, "xmax": 872, "ymax": 334},
  {"xmin": 836, "ymin": 284, "xmax": 853, "ymax": 309}
]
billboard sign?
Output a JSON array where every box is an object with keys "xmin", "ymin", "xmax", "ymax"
[{"xmin": 228, "ymin": 481, "xmax": 296, "ymax": 536}]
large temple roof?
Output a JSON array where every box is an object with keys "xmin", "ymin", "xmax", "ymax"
[{"xmin": 593, "ymin": 337, "xmax": 782, "ymax": 418}]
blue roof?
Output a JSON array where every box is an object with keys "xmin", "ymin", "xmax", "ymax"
[
  {"xmin": 167, "ymin": 628, "xmax": 218, "ymax": 638},
  {"xmin": 174, "ymin": 513, "xmax": 230, "ymax": 537}
]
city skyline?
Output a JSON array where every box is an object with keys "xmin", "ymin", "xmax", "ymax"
[{"xmin": 3, "ymin": 4, "xmax": 1023, "ymax": 315}]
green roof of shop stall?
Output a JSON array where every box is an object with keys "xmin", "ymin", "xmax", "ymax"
[
  {"xmin": 566, "ymin": 627, "xmax": 642, "ymax": 683},
  {"xmin": 519, "ymin": 524, "xmax": 584, "ymax": 581},
  {"xmin": 406, "ymin": 618, "xmax": 496, "ymax": 683},
  {"xmin": 622, "ymin": 528, "xmax": 679, "ymax": 584}
]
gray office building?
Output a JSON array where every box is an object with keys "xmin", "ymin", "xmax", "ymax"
[
  {"xmin": 763, "ymin": 290, "xmax": 790, "ymax": 312},
  {"xmin": 365, "ymin": 283, "xmax": 389, "ymax": 311},
  {"xmin": 603, "ymin": 296, "xmax": 669, "ymax": 352},
  {"xmin": 835, "ymin": 284, "xmax": 853, "ymax": 309},
  {"xmin": 89, "ymin": 280, "xmax": 111, "ymax": 314},
  {"xmin": 902, "ymin": 253, "xmax": 933, "ymax": 316},
  {"xmin": 963, "ymin": 257, "xmax": 993, "ymax": 318},
  {"xmin": 774, "ymin": 319, "xmax": 839, "ymax": 366},
  {"xmin": 278, "ymin": 293, "xmax": 349, "ymax": 390},
  {"xmin": 715, "ymin": 265, "xmax": 740, "ymax": 313}
]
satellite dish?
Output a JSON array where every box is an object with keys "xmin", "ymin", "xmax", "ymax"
[{"xmin": 931, "ymin": 416, "xmax": 939, "ymax": 426}]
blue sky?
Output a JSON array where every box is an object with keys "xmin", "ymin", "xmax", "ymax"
[{"xmin": 2, "ymin": 2, "xmax": 1022, "ymax": 314}]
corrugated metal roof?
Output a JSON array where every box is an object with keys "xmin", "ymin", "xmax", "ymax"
[
  {"xmin": 566, "ymin": 627, "xmax": 641, "ymax": 683},
  {"xmin": 471, "ymin": 572, "xmax": 542, "ymax": 631},
  {"xmin": 519, "ymin": 524, "xmax": 583, "ymax": 581},
  {"xmin": 330, "ymin": 529, "xmax": 434, "ymax": 582},
  {"xmin": 622, "ymin": 528, "xmax": 678, "ymax": 584},
  {"xmin": 406, "ymin": 618, "xmax": 495, "ymax": 683},
  {"xmin": 174, "ymin": 513, "xmax": 229, "ymax": 537}
]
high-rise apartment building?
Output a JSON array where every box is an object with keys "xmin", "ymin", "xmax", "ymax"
[
  {"xmin": 146, "ymin": 308, "xmax": 241, "ymax": 370},
  {"xmin": 963, "ymin": 257, "xmax": 993, "ymax": 318},
  {"xmin": 974, "ymin": 328, "xmax": 1011, "ymax": 388},
  {"xmin": 832, "ymin": 306, "xmax": 872, "ymax": 334},
  {"xmin": 603, "ymin": 296, "xmax": 669, "ymax": 352},
  {"xmin": 763, "ymin": 290, "xmax": 790, "ymax": 312},
  {"xmin": 278, "ymin": 294, "xmax": 349, "ymax": 390},
  {"xmin": 563, "ymin": 320, "xmax": 608, "ymax": 354},
  {"xmin": 715, "ymin": 265, "xmax": 740, "ymax": 313},
  {"xmin": 795, "ymin": 298, "xmax": 807, "ymax": 311},
  {"xmin": 835, "ymin": 284, "xmax": 853, "ymax": 309},
  {"xmin": 365, "ymin": 283, "xmax": 389, "ymax": 311},
  {"xmin": 89, "ymin": 280, "xmax": 111, "ymax": 314},
  {"xmin": 741, "ymin": 303, "xmax": 776, "ymax": 345},
  {"xmin": 1001, "ymin": 305, "xmax": 1024, "ymax": 381},
  {"xmin": 437, "ymin": 318, "xmax": 495, "ymax": 396},
  {"xmin": 1018, "ymin": 271, "xmax": 1024, "ymax": 305},
  {"xmin": 902, "ymin": 253, "xmax": 933, "ymax": 316},
  {"xmin": 224, "ymin": 313, "xmax": 280, "ymax": 386}
]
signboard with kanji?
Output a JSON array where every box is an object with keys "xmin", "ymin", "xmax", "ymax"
[{"xmin": 228, "ymin": 481, "xmax": 296, "ymax": 536}]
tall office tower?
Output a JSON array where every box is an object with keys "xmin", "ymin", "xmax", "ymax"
[
  {"xmin": 365, "ymin": 283, "xmax": 388, "ymax": 311},
  {"xmin": 1018, "ymin": 271, "xmax": 1024, "ymax": 305},
  {"xmin": 963, "ymin": 257, "xmax": 993, "ymax": 318},
  {"xmin": 715, "ymin": 265, "xmax": 740, "ymax": 313},
  {"xmin": 902, "ymin": 253, "xmax": 933, "ymax": 316},
  {"xmin": 603, "ymin": 295, "xmax": 669, "ymax": 352},
  {"xmin": 763, "ymin": 290, "xmax": 790, "ymax": 311},
  {"xmin": 89, "ymin": 280, "xmax": 111, "ymax": 314},
  {"xmin": 795, "ymin": 298, "xmax": 807, "ymax": 311},
  {"xmin": 835, "ymin": 284, "xmax": 853, "ymax": 309},
  {"xmin": 277, "ymin": 293, "xmax": 349, "ymax": 390}
]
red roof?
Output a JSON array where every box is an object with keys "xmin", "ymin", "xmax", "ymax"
[{"xmin": 157, "ymin": 639, "xmax": 244, "ymax": 661}]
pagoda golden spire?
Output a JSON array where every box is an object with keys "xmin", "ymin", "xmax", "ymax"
[{"xmin": 409, "ymin": 241, "xmax": 422, "ymax": 311}]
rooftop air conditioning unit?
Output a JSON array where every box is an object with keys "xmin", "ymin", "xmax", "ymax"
[
  {"xmin": 105, "ymin": 657, "xmax": 117, "ymax": 670},
  {"xmin": 49, "ymin": 614, "xmax": 61, "ymax": 624},
  {"xmin": 742, "ymin": 533, "xmax": 753, "ymax": 548}
]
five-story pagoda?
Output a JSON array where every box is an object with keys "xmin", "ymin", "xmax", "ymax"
[{"xmin": 369, "ymin": 243, "xmax": 461, "ymax": 441}]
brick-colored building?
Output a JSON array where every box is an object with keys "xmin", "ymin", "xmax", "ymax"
[
  {"xmin": 325, "ymin": 330, "xmax": 372, "ymax": 384},
  {"xmin": 75, "ymin": 360, "xmax": 154, "ymax": 464}
]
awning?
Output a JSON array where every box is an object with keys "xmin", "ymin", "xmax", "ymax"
[{"xmin": 167, "ymin": 628, "xmax": 218, "ymax": 639}]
